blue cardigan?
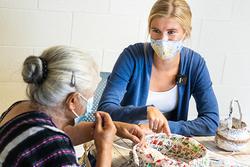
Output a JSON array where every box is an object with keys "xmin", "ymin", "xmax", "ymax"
[{"xmin": 98, "ymin": 43, "xmax": 219, "ymax": 136}]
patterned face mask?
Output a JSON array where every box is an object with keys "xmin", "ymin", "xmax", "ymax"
[
  {"xmin": 74, "ymin": 95, "xmax": 94, "ymax": 124},
  {"xmin": 150, "ymin": 38, "xmax": 184, "ymax": 60}
]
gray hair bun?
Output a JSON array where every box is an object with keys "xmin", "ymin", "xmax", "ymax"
[
  {"xmin": 21, "ymin": 45, "xmax": 100, "ymax": 107},
  {"xmin": 22, "ymin": 56, "xmax": 47, "ymax": 85}
]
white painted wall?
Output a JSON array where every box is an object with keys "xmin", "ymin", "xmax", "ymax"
[{"xmin": 0, "ymin": 0, "xmax": 250, "ymax": 126}]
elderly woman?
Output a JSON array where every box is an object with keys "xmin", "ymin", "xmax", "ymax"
[{"xmin": 0, "ymin": 46, "xmax": 143, "ymax": 167}]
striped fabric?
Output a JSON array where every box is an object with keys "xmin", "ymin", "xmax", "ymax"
[{"xmin": 0, "ymin": 109, "xmax": 79, "ymax": 167}]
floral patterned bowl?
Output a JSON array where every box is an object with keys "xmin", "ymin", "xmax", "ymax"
[{"xmin": 132, "ymin": 133, "xmax": 209, "ymax": 167}]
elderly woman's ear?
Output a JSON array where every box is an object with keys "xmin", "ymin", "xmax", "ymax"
[
  {"xmin": 65, "ymin": 93, "xmax": 78, "ymax": 111},
  {"xmin": 64, "ymin": 92, "xmax": 83, "ymax": 119}
]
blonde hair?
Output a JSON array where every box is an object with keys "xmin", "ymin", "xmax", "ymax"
[
  {"xmin": 148, "ymin": 0, "xmax": 192, "ymax": 38},
  {"xmin": 22, "ymin": 46, "xmax": 100, "ymax": 107}
]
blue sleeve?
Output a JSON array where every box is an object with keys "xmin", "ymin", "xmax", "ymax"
[
  {"xmin": 169, "ymin": 57, "xmax": 219, "ymax": 136},
  {"xmin": 98, "ymin": 45, "xmax": 147, "ymax": 123}
]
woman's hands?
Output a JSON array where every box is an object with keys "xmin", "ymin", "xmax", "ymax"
[
  {"xmin": 146, "ymin": 106, "xmax": 171, "ymax": 135},
  {"xmin": 94, "ymin": 111, "xmax": 117, "ymax": 151},
  {"xmin": 114, "ymin": 121, "xmax": 144, "ymax": 143},
  {"xmin": 94, "ymin": 111, "xmax": 116, "ymax": 167}
]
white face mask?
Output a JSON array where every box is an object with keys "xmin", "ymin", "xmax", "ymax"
[
  {"xmin": 150, "ymin": 38, "xmax": 184, "ymax": 60},
  {"xmin": 74, "ymin": 95, "xmax": 94, "ymax": 124}
]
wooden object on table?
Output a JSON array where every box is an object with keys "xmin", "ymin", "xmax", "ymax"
[
  {"xmin": 215, "ymin": 99, "xmax": 250, "ymax": 152},
  {"xmin": 194, "ymin": 136, "xmax": 250, "ymax": 166}
]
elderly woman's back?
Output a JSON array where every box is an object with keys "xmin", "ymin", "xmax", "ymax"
[{"xmin": 0, "ymin": 101, "xmax": 78, "ymax": 166}]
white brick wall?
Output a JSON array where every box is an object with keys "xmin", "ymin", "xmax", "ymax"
[
  {"xmin": 0, "ymin": 0, "xmax": 250, "ymax": 126},
  {"xmin": 0, "ymin": 0, "xmax": 37, "ymax": 9},
  {"xmin": 39, "ymin": 0, "xmax": 110, "ymax": 13},
  {"xmin": 71, "ymin": 13, "xmax": 140, "ymax": 50},
  {"xmin": 0, "ymin": 9, "xmax": 72, "ymax": 46}
]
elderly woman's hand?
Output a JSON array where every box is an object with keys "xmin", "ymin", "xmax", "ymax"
[
  {"xmin": 94, "ymin": 111, "xmax": 116, "ymax": 167},
  {"xmin": 114, "ymin": 122, "xmax": 145, "ymax": 144},
  {"xmin": 146, "ymin": 106, "xmax": 171, "ymax": 135},
  {"xmin": 94, "ymin": 111, "xmax": 117, "ymax": 151}
]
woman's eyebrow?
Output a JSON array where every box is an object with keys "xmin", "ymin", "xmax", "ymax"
[
  {"xmin": 166, "ymin": 28, "xmax": 177, "ymax": 31},
  {"xmin": 151, "ymin": 27, "xmax": 178, "ymax": 31},
  {"xmin": 151, "ymin": 27, "xmax": 160, "ymax": 30}
]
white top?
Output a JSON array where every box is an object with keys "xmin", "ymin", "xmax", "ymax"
[{"xmin": 146, "ymin": 85, "xmax": 178, "ymax": 113}]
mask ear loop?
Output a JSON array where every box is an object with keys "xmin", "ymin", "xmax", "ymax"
[
  {"xmin": 71, "ymin": 109, "xmax": 80, "ymax": 118},
  {"xmin": 77, "ymin": 93, "xmax": 90, "ymax": 117},
  {"xmin": 78, "ymin": 93, "xmax": 88, "ymax": 103},
  {"xmin": 77, "ymin": 93, "xmax": 88, "ymax": 109}
]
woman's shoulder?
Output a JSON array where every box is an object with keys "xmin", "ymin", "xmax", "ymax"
[
  {"xmin": 182, "ymin": 47, "xmax": 203, "ymax": 58},
  {"xmin": 122, "ymin": 42, "xmax": 148, "ymax": 54},
  {"xmin": 0, "ymin": 113, "xmax": 76, "ymax": 166},
  {"xmin": 125, "ymin": 42, "xmax": 145, "ymax": 50},
  {"xmin": 120, "ymin": 42, "xmax": 151, "ymax": 61},
  {"xmin": 0, "ymin": 111, "xmax": 64, "ymax": 141},
  {"xmin": 182, "ymin": 47, "xmax": 206, "ymax": 65}
]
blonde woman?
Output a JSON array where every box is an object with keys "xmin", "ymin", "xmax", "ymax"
[
  {"xmin": 0, "ymin": 46, "xmax": 143, "ymax": 167},
  {"xmin": 98, "ymin": 0, "xmax": 219, "ymax": 136}
]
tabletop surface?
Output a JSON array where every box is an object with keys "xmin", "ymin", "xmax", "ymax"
[{"xmin": 111, "ymin": 136, "xmax": 250, "ymax": 167}]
